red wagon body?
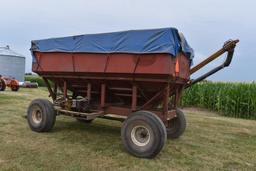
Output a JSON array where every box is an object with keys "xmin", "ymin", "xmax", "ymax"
[{"xmin": 33, "ymin": 52, "xmax": 190, "ymax": 122}]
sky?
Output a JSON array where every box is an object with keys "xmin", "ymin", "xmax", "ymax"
[{"xmin": 0, "ymin": 0, "xmax": 255, "ymax": 81}]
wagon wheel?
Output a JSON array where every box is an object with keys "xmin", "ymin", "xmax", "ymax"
[
  {"xmin": 121, "ymin": 111, "xmax": 167, "ymax": 158},
  {"xmin": 11, "ymin": 85, "xmax": 19, "ymax": 91},
  {"xmin": 166, "ymin": 108, "xmax": 186, "ymax": 139},
  {"xmin": 27, "ymin": 99, "xmax": 56, "ymax": 132},
  {"xmin": 0, "ymin": 79, "xmax": 6, "ymax": 91}
]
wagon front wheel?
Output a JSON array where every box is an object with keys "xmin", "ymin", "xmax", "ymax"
[
  {"xmin": 167, "ymin": 108, "xmax": 186, "ymax": 139},
  {"xmin": 27, "ymin": 99, "xmax": 56, "ymax": 132},
  {"xmin": 121, "ymin": 111, "xmax": 167, "ymax": 158}
]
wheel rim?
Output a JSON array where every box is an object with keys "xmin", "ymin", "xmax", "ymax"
[
  {"xmin": 131, "ymin": 125, "xmax": 150, "ymax": 147},
  {"xmin": 31, "ymin": 106, "xmax": 43, "ymax": 124}
]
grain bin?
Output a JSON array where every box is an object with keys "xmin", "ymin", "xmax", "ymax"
[{"xmin": 0, "ymin": 46, "xmax": 25, "ymax": 82}]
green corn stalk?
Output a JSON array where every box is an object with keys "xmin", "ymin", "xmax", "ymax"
[{"xmin": 181, "ymin": 81, "xmax": 256, "ymax": 120}]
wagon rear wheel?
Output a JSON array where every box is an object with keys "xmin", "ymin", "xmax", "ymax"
[
  {"xmin": 121, "ymin": 111, "xmax": 167, "ymax": 158},
  {"xmin": 27, "ymin": 99, "xmax": 56, "ymax": 132},
  {"xmin": 0, "ymin": 79, "xmax": 6, "ymax": 91},
  {"xmin": 167, "ymin": 108, "xmax": 186, "ymax": 139}
]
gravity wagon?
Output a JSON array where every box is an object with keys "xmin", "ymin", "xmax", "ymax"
[{"xmin": 27, "ymin": 28, "xmax": 238, "ymax": 158}]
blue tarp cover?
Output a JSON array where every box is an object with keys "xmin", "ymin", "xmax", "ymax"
[{"xmin": 31, "ymin": 27, "xmax": 194, "ymax": 61}]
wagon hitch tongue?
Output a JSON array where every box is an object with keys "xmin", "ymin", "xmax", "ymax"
[{"xmin": 186, "ymin": 39, "xmax": 239, "ymax": 88}]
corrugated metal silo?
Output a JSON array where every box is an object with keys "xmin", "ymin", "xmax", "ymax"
[{"xmin": 0, "ymin": 46, "xmax": 25, "ymax": 82}]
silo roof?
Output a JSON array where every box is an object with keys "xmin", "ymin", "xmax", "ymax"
[{"xmin": 0, "ymin": 46, "xmax": 25, "ymax": 58}]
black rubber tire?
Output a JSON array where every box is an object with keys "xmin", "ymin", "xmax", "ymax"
[
  {"xmin": 76, "ymin": 118, "xmax": 94, "ymax": 123},
  {"xmin": 27, "ymin": 99, "xmax": 56, "ymax": 132},
  {"xmin": 167, "ymin": 108, "xmax": 186, "ymax": 139},
  {"xmin": 121, "ymin": 111, "xmax": 167, "ymax": 158},
  {"xmin": 0, "ymin": 79, "xmax": 6, "ymax": 91},
  {"xmin": 11, "ymin": 85, "xmax": 19, "ymax": 91}
]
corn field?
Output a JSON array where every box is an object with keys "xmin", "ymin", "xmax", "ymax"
[{"xmin": 181, "ymin": 81, "xmax": 256, "ymax": 119}]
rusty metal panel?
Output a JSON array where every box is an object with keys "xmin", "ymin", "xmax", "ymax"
[
  {"xmin": 135, "ymin": 54, "xmax": 174, "ymax": 75},
  {"xmin": 176, "ymin": 54, "xmax": 190, "ymax": 79},
  {"xmin": 33, "ymin": 52, "xmax": 190, "ymax": 81},
  {"xmin": 74, "ymin": 53, "xmax": 107, "ymax": 73},
  {"xmin": 105, "ymin": 54, "xmax": 138, "ymax": 73},
  {"xmin": 36, "ymin": 52, "xmax": 73, "ymax": 72}
]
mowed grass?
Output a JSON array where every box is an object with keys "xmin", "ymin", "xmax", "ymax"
[{"xmin": 0, "ymin": 88, "xmax": 256, "ymax": 171}]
